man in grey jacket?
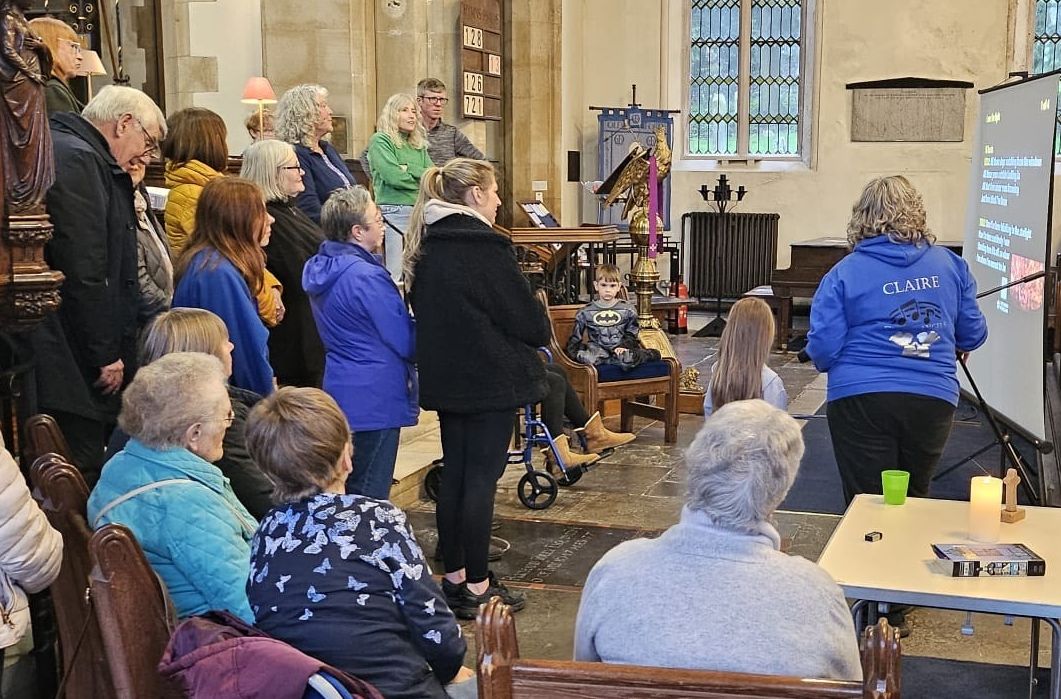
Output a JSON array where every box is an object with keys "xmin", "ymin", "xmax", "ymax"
[
  {"xmin": 416, "ymin": 77, "xmax": 485, "ymax": 166},
  {"xmin": 574, "ymin": 400, "xmax": 862, "ymax": 681}
]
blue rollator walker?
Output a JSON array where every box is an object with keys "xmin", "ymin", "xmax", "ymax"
[{"xmin": 423, "ymin": 349, "xmax": 597, "ymax": 510}]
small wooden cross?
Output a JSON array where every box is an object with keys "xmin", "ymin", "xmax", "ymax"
[{"xmin": 1001, "ymin": 467, "xmax": 1026, "ymax": 523}]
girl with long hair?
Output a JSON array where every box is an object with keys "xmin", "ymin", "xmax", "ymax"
[
  {"xmin": 705, "ymin": 297, "xmax": 788, "ymax": 417},
  {"xmin": 173, "ymin": 178, "xmax": 276, "ymax": 396},
  {"xmin": 405, "ymin": 158, "xmax": 547, "ymax": 619},
  {"xmin": 367, "ymin": 93, "xmax": 432, "ymax": 283}
]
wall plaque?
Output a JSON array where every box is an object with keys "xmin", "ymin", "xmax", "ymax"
[
  {"xmin": 848, "ymin": 78, "xmax": 973, "ymax": 143},
  {"xmin": 460, "ymin": 0, "xmax": 502, "ymax": 121}
]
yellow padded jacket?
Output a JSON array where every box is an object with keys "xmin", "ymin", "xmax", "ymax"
[{"xmin": 164, "ymin": 159, "xmax": 222, "ymax": 256}]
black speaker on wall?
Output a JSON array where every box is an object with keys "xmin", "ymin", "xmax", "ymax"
[{"xmin": 567, "ymin": 151, "xmax": 581, "ymax": 182}]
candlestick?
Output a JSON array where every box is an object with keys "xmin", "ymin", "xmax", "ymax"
[{"xmin": 968, "ymin": 476, "xmax": 1003, "ymax": 542}]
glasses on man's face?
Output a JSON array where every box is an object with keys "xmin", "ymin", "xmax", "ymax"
[
  {"xmin": 133, "ymin": 117, "xmax": 161, "ymax": 160},
  {"xmin": 419, "ymin": 96, "xmax": 449, "ymax": 105}
]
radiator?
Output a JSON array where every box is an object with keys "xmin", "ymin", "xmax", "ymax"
[{"xmin": 683, "ymin": 212, "xmax": 779, "ymax": 300}]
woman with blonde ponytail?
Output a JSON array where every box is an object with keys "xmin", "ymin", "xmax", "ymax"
[{"xmin": 406, "ymin": 158, "xmax": 550, "ymax": 620}]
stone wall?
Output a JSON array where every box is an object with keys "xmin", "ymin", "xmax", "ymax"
[{"xmin": 563, "ymin": 0, "xmax": 1030, "ymax": 267}]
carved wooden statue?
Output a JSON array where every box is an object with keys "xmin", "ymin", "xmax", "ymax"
[
  {"xmin": 0, "ymin": 0, "xmax": 63, "ymax": 331},
  {"xmin": 0, "ymin": 0, "xmax": 54, "ymax": 213}
]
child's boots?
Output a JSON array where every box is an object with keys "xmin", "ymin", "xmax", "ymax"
[
  {"xmin": 576, "ymin": 412, "xmax": 636, "ymax": 453},
  {"xmin": 542, "ymin": 434, "xmax": 599, "ymax": 474}
]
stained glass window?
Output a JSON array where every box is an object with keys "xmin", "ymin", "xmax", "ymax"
[
  {"xmin": 688, "ymin": 0, "xmax": 805, "ymax": 158},
  {"xmin": 1032, "ymin": 0, "xmax": 1061, "ymax": 154}
]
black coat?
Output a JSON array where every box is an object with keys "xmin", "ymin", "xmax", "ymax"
[
  {"xmin": 408, "ymin": 213, "xmax": 550, "ymax": 413},
  {"xmin": 265, "ymin": 199, "xmax": 325, "ymax": 387},
  {"xmin": 27, "ymin": 113, "xmax": 140, "ymax": 420}
]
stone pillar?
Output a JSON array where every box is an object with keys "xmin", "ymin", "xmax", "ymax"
[
  {"xmin": 503, "ymin": 0, "xmax": 562, "ymax": 226},
  {"xmin": 261, "ymin": 0, "xmax": 374, "ymax": 157},
  {"xmin": 159, "ymin": 0, "xmax": 217, "ymax": 114}
]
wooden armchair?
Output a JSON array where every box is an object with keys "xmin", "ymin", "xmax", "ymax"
[
  {"xmin": 536, "ymin": 289, "xmax": 680, "ymax": 443},
  {"xmin": 30, "ymin": 453, "xmax": 116, "ymax": 699},
  {"xmin": 476, "ymin": 597, "xmax": 901, "ymax": 698},
  {"xmin": 90, "ymin": 524, "xmax": 181, "ymax": 698}
]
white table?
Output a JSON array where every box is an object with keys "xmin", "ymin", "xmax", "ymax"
[{"xmin": 817, "ymin": 495, "xmax": 1061, "ymax": 699}]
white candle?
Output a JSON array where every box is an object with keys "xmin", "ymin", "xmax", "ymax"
[{"xmin": 969, "ymin": 476, "xmax": 1003, "ymax": 542}]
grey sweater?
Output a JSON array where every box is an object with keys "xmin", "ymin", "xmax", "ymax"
[{"xmin": 574, "ymin": 506, "xmax": 862, "ymax": 681}]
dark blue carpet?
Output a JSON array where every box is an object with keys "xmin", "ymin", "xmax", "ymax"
[
  {"xmin": 781, "ymin": 399, "xmax": 1039, "ymax": 515},
  {"xmin": 904, "ymin": 656, "xmax": 1048, "ymax": 698}
]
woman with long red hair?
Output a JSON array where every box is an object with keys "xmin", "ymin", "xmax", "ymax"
[{"xmin": 173, "ymin": 178, "xmax": 276, "ymax": 396}]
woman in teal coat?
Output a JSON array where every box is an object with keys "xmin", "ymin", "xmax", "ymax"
[{"xmin": 88, "ymin": 352, "xmax": 258, "ymax": 622}]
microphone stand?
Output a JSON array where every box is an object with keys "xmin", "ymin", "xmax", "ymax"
[{"xmin": 931, "ymin": 268, "xmax": 1050, "ymax": 503}]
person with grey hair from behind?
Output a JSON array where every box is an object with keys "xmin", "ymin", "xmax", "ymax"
[
  {"xmin": 574, "ymin": 400, "xmax": 862, "ymax": 681},
  {"xmin": 302, "ymin": 185, "xmax": 417, "ymax": 499},
  {"xmin": 21, "ymin": 85, "xmax": 166, "ymax": 486}
]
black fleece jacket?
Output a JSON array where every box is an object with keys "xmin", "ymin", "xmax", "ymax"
[{"xmin": 408, "ymin": 213, "xmax": 550, "ymax": 413}]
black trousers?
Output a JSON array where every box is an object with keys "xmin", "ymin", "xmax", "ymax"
[
  {"xmin": 436, "ymin": 409, "xmax": 513, "ymax": 583},
  {"xmin": 541, "ymin": 364, "xmax": 590, "ymax": 437},
  {"xmin": 827, "ymin": 392, "xmax": 955, "ymax": 505},
  {"xmin": 51, "ymin": 410, "xmax": 109, "ymax": 488}
]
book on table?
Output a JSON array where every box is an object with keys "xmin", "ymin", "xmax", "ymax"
[{"xmin": 931, "ymin": 542, "xmax": 1046, "ymax": 577}]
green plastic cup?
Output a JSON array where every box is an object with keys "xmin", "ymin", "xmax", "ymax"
[{"xmin": 881, "ymin": 470, "xmax": 910, "ymax": 505}]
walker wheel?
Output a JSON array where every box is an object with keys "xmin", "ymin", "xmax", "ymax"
[
  {"xmin": 517, "ymin": 471, "xmax": 558, "ymax": 510},
  {"xmin": 556, "ymin": 467, "xmax": 583, "ymax": 487},
  {"xmin": 424, "ymin": 460, "xmax": 443, "ymax": 502}
]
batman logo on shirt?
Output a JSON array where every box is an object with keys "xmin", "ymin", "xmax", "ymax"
[{"xmin": 592, "ymin": 309, "xmax": 622, "ymax": 326}]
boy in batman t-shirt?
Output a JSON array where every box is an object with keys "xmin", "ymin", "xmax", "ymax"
[{"xmin": 565, "ymin": 264, "xmax": 660, "ymax": 371}]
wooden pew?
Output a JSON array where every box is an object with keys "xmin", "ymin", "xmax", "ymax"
[
  {"xmin": 29, "ymin": 453, "xmax": 116, "ymax": 699},
  {"xmin": 475, "ymin": 597, "xmax": 900, "ymax": 699},
  {"xmin": 90, "ymin": 524, "xmax": 181, "ymax": 698}
]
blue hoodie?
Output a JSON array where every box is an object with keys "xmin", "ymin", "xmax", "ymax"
[
  {"xmin": 302, "ymin": 240, "xmax": 418, "ymax": 431},
  {"xmin": 806, "ymin": 236, "xmax": 988, "ymax": 405}
]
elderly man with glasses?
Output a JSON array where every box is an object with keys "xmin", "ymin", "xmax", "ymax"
[{"xmin": 23, "ymin": 85, "xmax": 166, "ymax": 485}]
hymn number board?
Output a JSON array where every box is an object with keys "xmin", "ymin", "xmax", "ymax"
[
  {"xmin": 597, "ymin": 108, "xmax": 674, "ymax": 230},
  {"xmin": 460, "ymin": 0, "xmax": 502, "ymax": 121}
]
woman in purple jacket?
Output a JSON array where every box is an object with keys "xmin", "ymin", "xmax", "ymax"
[{"xmin": 302, "ymin": 185, "xmax": 417, "ymax": 499}]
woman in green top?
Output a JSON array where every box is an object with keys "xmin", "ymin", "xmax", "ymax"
[{"xmin": 367, "ymin": 93, "xmax": 432, "ymax": 284}]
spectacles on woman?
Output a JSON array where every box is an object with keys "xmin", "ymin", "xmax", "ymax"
[
  {"xmin": 201, "ymin": 409, "xmax": 235, "ymax": 428},
  {"xmin": 61, "ymin": 39, "xmax": 82, "ymax": 55},
  {"xmin": 279, "ymin": 165, "xmax": 304, "ymax": 173}
]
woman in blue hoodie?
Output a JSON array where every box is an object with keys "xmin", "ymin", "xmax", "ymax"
[
  {"xmin": 806, "ymin": 175, "xmax": 988, "ymax": 505},
  {"xmin": 302, "ymin": 186, "xmax": 417, "ymax": 499}
]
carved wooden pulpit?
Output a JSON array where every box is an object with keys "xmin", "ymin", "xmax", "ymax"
[{"xmin": 0, "ymin": 0, "xmax": 65, "ymax": 449}]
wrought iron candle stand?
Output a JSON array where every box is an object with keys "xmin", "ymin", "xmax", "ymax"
[{"xmin": 694, "ymin": 174, "xmax": 747, "ymax": 337}]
